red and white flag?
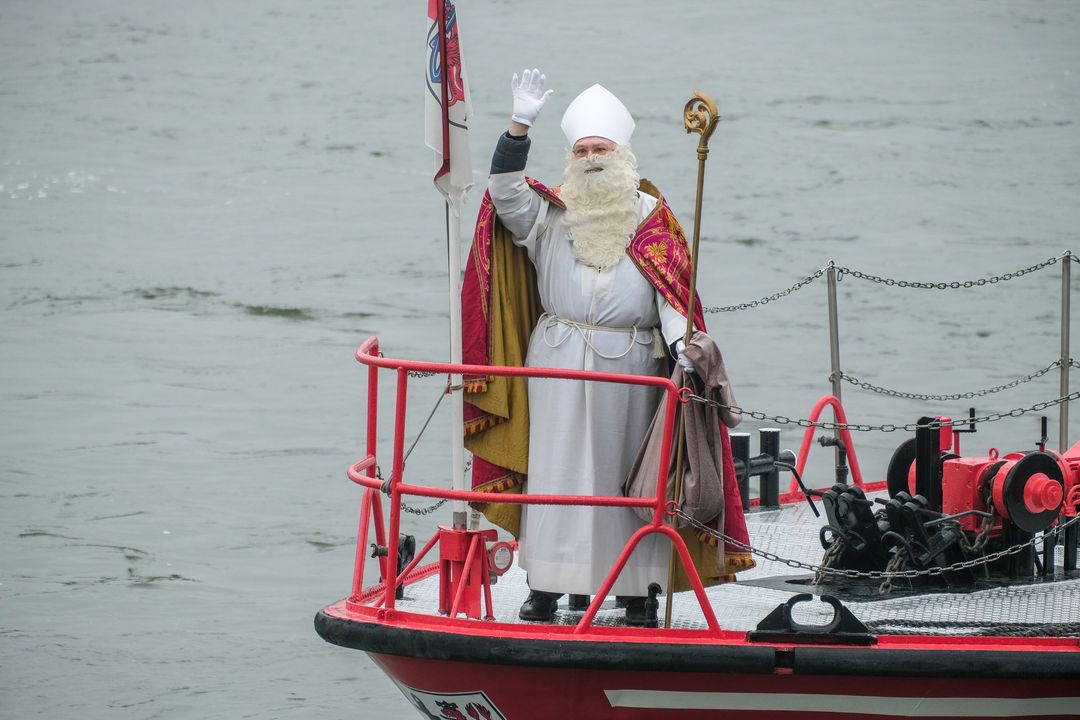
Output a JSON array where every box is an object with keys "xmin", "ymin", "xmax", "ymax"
[{"xmin": 425, "ymin": 0, "xmax": 473, "ymax": 207}]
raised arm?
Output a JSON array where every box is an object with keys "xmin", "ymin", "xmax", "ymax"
[{"xmin": 489, "ymin": 69, "xmax": 554, "ymax": 243}]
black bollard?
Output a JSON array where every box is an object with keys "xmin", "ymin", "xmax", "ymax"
[
  {"xmin": 731, "ymin": 432, "xmax": 751, "ymax": 510},
  {"xmin": 1065, "ymin": 519, "xmax": 1078, "ymax": 572},
  {"xmin": 759, "ymin": 428, "xmax": 781, "ymax": 508},
  {"xmin": 1043, "ymin": 531, "xmax": 1056, "ymax": 577},
  {"xmin": 643, "ymin": 583, "xmax": 661, "ymax": 629},
  {"xmin": 1005, "ymin": 524, "xmax": 1035, "ymax": 579},
  {"xmin": 914, "ymin": 417, "xmax": 943, "ymax": 512},
  {"xmin": 396, "ymin": 534, "xmax": 416, "ymax": 600}
]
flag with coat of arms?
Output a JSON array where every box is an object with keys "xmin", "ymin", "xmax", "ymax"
[{"xmin": 425, "ymin": 0, "xmax": 473, "ymax": 207}]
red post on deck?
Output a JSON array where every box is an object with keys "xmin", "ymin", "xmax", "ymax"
[
  {"xmin": 351, "ymin": 486, "xmax": 375, "ymax": 599},
  {"xmin": 440, "ymin": 526, "xmax": 498, "ymax": 620},
  {"xmin": 789, "ymin": 394, "xmax": 866, "ymax": 493}
]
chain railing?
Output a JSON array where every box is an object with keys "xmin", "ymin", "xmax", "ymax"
[
  {"xmin": 703, "ymin": 253, "xmax": 1069, "ymax": 314},
  {"xmin": 697, "ymin": 252, "xmax": 1074, "ymax": 441},
  {"xmin": 685, "ymin": 388, "xmax": 1080, "ymax": 433},
  {"xmin": 370, "ymin": 459, "xmax": 471, "ymax": 516},
  {"xmin": 367, "ymin": 361, "xmax": 467, "ymax": 515},
  {"xmin": 836, "ymin": 359, "xmax": 1070, "ymax": 402},
  {"xmin": 703, "ymin": 268, "xmax": 825, "ymax": 313},
  {"xmin": 832, "ymin": 254, "xmax": 1063, "ymax": 290}
]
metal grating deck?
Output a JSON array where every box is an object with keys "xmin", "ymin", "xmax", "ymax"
[{"xmin": 386, "ymin": 493, "xmax": 1080, "ymax": 635}]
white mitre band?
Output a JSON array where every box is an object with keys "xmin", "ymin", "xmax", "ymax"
[{"xmin": 560, "ymin": 84, "xmax": 635, "ymax": 146}]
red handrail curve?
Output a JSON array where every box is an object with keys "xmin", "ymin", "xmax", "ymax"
[
  {"xmin": 349, "ymin": 336, "xmax": 720, "ymax": 633},
  {"xmin": 789, "ymin": 394, "xmax": 866, "ymax": 493},
  {"xmin": 350, "ymin": 335, "xmax": 386, "ymax": 597}
]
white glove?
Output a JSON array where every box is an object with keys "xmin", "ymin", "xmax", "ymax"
[
  {"xmin": 675, "ymin": 340, "xmax": 696, "ymax": 374},
  {"xmin": 510, "ymin": 68, "xmax": 554, "ymax": 127}
]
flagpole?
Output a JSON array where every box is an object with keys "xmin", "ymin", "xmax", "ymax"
[
  {"xmin": 433, "ymin": 0, "xmax": 468, "ymax": 530},
  {"xmin": 664, "ymin": 90, "xmax": 720, "ymax": 628},
  {"xmin": 446, "ymin": 200, "xmax": 467, "ymax": 530}
]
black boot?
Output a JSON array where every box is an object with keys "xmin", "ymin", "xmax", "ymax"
[{"xmin": 518, "ymin": 590, "xmax": 563, "ymax": 622}]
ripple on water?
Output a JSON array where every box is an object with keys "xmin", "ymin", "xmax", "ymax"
[{"xmin": 234, "ymin": 303, "xmax": 317, "ymax": 321}]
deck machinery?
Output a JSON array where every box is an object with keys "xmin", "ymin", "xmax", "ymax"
[{"xmin": 818, "ymin": 416, "xmax": 1080, "ymax": 588}]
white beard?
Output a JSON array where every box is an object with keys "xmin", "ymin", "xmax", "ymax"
[{"xmin": 560, "ymin": 144, "xmax": 641, "ymax": 270}]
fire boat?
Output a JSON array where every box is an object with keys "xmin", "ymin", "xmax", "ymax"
[
  {"xmin": 316, "ymin": 315, "xmax": 1080, "ymax": 718},
  {"xmin": 317, "ymin": 12, "xmax": 1079, "ymax": 712}
]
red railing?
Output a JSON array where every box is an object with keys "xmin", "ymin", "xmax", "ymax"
[{"xmin": 345, "ymin": 336, "xmax": 723, "ymax": 633}]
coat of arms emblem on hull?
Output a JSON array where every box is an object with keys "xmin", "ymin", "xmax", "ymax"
[{"xmin": 396, "ymin": 682, "xmax": 507, "ymax": 720}]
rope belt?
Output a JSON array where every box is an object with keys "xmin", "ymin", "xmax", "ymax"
[{"xmin": 538, "ymin": 312, "xmax": 666, "ymax": 360}]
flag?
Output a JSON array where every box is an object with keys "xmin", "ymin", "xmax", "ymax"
[{"xmin": 425, "ymin": 0, "xmax": 473, "ymax": 206}]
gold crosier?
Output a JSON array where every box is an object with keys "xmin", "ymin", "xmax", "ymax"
[{"xmin": 664, "ymin": 91, "xmax": 720, "ymax": 628}]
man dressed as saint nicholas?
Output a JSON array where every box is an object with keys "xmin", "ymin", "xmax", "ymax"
[{"xmin": 461, "ymin": 69, "xmax": 752, "ymax": 624}]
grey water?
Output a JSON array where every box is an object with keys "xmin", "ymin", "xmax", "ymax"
[{"xmin": 1, "ymin": 0, "xmax": 1077, "ymax": 717}]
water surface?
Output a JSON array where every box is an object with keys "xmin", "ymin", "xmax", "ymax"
[{"xmin": 2, "ymin": 1, "xmax": 1078, "ymax": 717}]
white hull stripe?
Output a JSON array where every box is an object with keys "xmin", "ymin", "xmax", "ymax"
[{"xmin": 604, "ymin": 691, "xmax": 1080, "ymax": 717}]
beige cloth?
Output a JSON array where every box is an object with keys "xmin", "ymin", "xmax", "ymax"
[{"xmin": 623, "ymin": 331, "xmax": 741, "ymax": 526}]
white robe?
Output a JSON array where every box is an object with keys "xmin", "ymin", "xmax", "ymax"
[{"xmin": 489, "ymin": 172, "xmax": 687, "ymax": 596}]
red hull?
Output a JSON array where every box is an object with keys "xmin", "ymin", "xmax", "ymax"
[
  {"xmin": 316, "ymin": 606, "xmax": 1080, "ymax": 720},
  {"xmin": 371, "ymin": 651, "xmax": 1079, "ymax": 720}
]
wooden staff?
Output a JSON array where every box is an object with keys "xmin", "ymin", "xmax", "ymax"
[{"xmin": 664, "ymin": 90, "xmax": 720, "ymax": 628}]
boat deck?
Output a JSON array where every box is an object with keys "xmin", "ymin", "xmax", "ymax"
[{"xmin": 385, "ymin": 492, "xmax": 1080, "ymax": 635}]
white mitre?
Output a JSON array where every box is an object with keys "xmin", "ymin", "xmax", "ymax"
[{"xmin": 560, "ymin": 84, "xmax": 635, "ymax": 146}]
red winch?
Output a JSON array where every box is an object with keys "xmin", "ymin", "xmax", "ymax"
[
  {"xmin": 820, "ymin": 416, "xmax": 1080, "ymax": 585},
  {"xmin": 887, "ymin": 417, "xmax": 1078, "ymax": 534}
]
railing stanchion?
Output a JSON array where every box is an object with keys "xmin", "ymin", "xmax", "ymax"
[
  {"xmin": 759, "ymin": 428, "xmax": 781, "ymax": 508},
  {"xmin": 352, "ymin": 489, "xmax": 373, "ymax": 597},
  {"xmin": 366, "ymin": 339, "xmax": 386, "ymax": 580},
  {"xmin": 826, "ymin": 261, "xmax": 844, "ymax": 466},
  {"xmin": 1061, "ymin": 251, "xmax": 1072, "ymax": 453},
  {"xmin": 367, "ymin": 340, "xmax": 379, "ymax": 482},
  {"xmin": 384, "ymin": 367, "xmax": 409, "ymax": 611}
]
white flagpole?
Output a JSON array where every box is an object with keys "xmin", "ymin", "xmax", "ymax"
[
  {"xmin": 427, "ymin": 0, "xmax": 472, "ymax": 531},
  {"xmin": 446, "ymin": 199, "xmax": 467, "ymax": 530}
]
